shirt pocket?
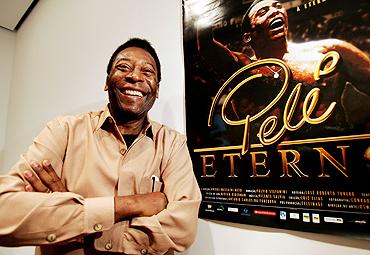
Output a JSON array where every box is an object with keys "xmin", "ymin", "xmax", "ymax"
[{"xmin": 139, "ymin": 175, "xmax": 163, "ymax": 194}]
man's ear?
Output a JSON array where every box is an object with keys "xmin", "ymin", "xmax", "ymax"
[
  {"xmin": 242, "ymin": 32, "xmax": 251, "ymax": 44},
  {"xmin": 156, "ymin": 85, "xmax": 159, "ymax": 98},
  {"xmin": 104, "ymin": 76, "xmax": 109, "ymax": 91}
]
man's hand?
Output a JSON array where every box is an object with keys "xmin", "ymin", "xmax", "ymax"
[
  {"xmin": 24, "ymin": 160, "xmax": 67, "ymax": 192},
  {"xmin": 114, "ymin": 192, "xmax": 168, "ymax": 222}
]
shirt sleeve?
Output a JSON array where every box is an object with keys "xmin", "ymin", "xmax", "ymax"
[
  {"xmin": 93, "ymin": 135, "xmax": 202, "ymax": 254},
  {"xmin": 0, "ymin": 118, "xmax": 115, "ymax": 246}
]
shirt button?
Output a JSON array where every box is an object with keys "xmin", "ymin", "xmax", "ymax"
[
  {"xmin": 107, "ymin": 117, "xmax": 113, "ymax": 124},
  {"xmin": 140, "ymin": 248, "xmax": 147, "ymax": 254},
  {"xmin": 120, "ymin": 148, "xmax": 125, "ymax": 155},
  {"xmin": 46, "ymin": 234, "xmax": 56, "ymax": 242},
  {"xmin": 105, "ymin": 242, "xmax": 112, "ymax": 250},
  {"xmin": 93, "ymin": 223, "xmax": 103, "ymax": 231}
]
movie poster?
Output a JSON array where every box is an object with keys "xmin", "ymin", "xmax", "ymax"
[{"xmin": 183, "ymin": 0, "xmax": 370, "ymax": 238}]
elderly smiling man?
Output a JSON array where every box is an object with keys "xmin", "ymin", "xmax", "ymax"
[{"xmin": 0, "ymin": 38, "xmax": 201, "ymax": 255}]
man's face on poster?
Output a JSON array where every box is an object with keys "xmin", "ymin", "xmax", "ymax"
[{"xmin": 248, "ymin": 0, "xmax": 288, "ymax": 44}]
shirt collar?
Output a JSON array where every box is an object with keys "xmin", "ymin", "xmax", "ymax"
[{"xmin": 97, "ymin": 104, "xmax": 154, "ymax": 140}]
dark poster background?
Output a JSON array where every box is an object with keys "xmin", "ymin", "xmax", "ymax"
[{"xmin": 183, "ymin": 0, "xmax": 370, "ymax": 238}]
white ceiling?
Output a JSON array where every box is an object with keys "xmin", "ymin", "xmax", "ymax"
[{"xmin": 0, "ymin": 0, "xmax": 35, "ymax": 31}]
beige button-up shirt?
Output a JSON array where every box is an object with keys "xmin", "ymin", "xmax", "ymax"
[{"xmin": 0, "ymin": 106, "xmax": 201, "ymax": 255}]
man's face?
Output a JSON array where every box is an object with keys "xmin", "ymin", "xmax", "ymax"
[
  {"xmin": 105, "ymin": 47, "xmax": 159, "ymax": 120},
  {"xmin": 248, "ymin": 0, "xmax": 288, "ymax": 43}
]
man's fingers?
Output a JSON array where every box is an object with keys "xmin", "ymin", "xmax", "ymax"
[
  {"xmin": 42, "ymin": 160, "xmax": 67, "ymax": 192},
  {"xmin": 31, "ymin": 161, "xmax": 50, "ymax": 182},
  {"xmin": 24, "ymin": 160, "xmax": 67, "ymax": 193},
  {"xmin": 30, "ymin": 160, "xmax": 64, "ymax": 192},
  {"xmin": 24, "ymin": 170, "xmax": 48, "ymax": 192},
  {"xmin": 31, "ymin": 161, "xmax": 58, "ymax": 191},
  {"xmin": 25, "ymin": 184, "xmax": 34, "ymax": 192}
]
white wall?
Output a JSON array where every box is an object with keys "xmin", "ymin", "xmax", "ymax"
[
  {"xmin": 1, "ymin": 0, "xmax": 369, "ymax": 255},
  {"xmin": 0, "ymin": 27, "xmax": 15, "ymax": 170}
]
